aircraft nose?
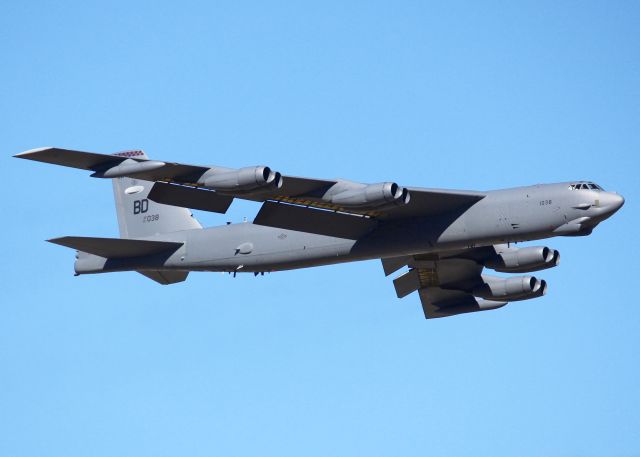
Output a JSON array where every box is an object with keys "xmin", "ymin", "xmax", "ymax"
[{"xmin": 601, "ymin": 192, "xmax": 625, "ymax": 215}]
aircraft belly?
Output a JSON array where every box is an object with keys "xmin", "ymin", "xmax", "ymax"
[
  {"xmin": 72, "ymin": 187, "xmax": 589, "ymax": 276},
  {"xmin": 177, "ymin": 223, "xmax": 357, "ymax": 272}
]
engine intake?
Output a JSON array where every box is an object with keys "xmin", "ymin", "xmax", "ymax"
[
  {"xmin": 485, "ymin": 246, "xmax": 560, "ymax": 273},
  {"xmin": 200, "ymin": 166, "xmax": 282, "ymax": 194},
  {"xmin": 474, "ymin": 275, "xmax": 547, "ymax": 302},
  {"xmin": 325, "ymin": 181, "xmax": 410, "ymax": 211}
]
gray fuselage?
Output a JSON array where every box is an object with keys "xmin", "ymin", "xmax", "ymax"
[{"xmin": 75, "ymin": 182, "xmax": 624, "ymax": 275}]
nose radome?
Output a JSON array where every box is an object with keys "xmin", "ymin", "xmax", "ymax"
[{"xmin": 603, "ymin": 192, "xmax": 625, "ymax": 214}]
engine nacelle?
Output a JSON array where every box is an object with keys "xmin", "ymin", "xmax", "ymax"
[
  {"xmin": 325, "ymin": 181, "xmax": 410, "ymax": 211},
  {"xmin": 474, "ymin": 275, "xmax": 547, "ymax": 301},
  {"xmin": 200, "ymin": 166, "xmax": 282, "ymax": 193},
  {"xmin": 485, "ymin": 246, "xmax": 560, "ymax": 273}
]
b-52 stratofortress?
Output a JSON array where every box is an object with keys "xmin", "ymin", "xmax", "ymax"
[{"xmin": 15, "ymin": 147, "xmax": 624, "ymax": 319}]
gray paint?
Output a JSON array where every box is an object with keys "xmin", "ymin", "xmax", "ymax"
[
  {"xmin": 74, "ymin": 180, "xmax": 623, "ymax": 278},
  {"xmin": 15, "ymin": 147, "xmax": 624, "ymax": 319}
]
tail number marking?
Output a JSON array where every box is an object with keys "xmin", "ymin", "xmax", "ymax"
[
  {"xmin": 133, "ymin": 199, "xmax": 149, "ymax": 214},
  {"xmin": 133, "ymin": 199, "xmax": 159, "ymax": 222}
]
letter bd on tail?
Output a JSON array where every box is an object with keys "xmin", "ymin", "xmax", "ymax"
[{"xmin": 15, "ymin": 147, "xmax": 624, "ymax": 318}]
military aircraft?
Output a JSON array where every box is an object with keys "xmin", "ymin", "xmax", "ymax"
[{"xmin": 15, "ymin": 147, "xmax": 624, "ymax": 318}]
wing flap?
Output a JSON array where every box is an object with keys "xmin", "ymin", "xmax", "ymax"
[
  {"xmin": 48, "ymin": 236, "xmax": 183, "ymax": 259},
  {"xmin": 393, "ymin": 269, "xmax": 422, "ymax": 298},
  {"xmin": 381, "ymin": 256, "xmax": 411, "ymax": 276},
  {"xmin": 148, "ymin": 182, "xmax": 234, "ymax": 214},
  {"xmin": 254, "ymin": 201, "xmax": 377, "ymax": 239}
]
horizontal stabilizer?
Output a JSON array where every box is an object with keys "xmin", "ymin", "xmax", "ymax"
[
  {"xmin": 148, "ymin": 182, "xmax": 234, "ymax": 214},
  {"xmin": 254, "ymin": 201, "xmax": 377, "ymax": 239},
  {"xmin": 138, "ymin": 270, "xmax": 189, "ymax": 284},
  {"xmin": 48, "ymin": 236, "xmax": 183, "ymax": 259}
]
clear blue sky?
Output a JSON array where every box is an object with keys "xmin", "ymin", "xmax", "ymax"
[{"xmin": 1, "ymin": 1, "xmax": 638, "ymax": 456}]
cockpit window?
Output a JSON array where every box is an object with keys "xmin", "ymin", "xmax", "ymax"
[{"xmin": 570, "ymin": 182, "xmax": 604, "ymax": 191}]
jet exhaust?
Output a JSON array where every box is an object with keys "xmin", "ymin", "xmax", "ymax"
[{"xmin": 474, "ymin": 275, "xmax": 547, "ymax": 301}]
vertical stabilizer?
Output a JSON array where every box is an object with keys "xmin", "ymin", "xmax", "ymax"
[{"xmin": 111, "ymin": 150, "xmax": 202, "ymax": 238}]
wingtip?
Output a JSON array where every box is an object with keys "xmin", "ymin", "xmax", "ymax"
[{"xmin": 14, "ymin": 146, "xmax": 54, "ymax": 158}]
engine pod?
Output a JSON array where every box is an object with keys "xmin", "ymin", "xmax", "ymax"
[
  {"xmin": 474, "ymin": 275, "xmax": 547, "ymax": 301},
  {"xmin": 486, "ymin": 246, "xmax": 560, "ymax": 273},
  {"xmin": 324, "ymin": 181, "xmax": 410, "ymax": 210},
  {"xmin": 200, "ymin": 166, "xmax": 282, "ymax": 193}
]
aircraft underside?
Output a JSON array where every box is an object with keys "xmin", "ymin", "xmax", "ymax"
[{"xmin": 15, "ymin": 147, "xmax": 624, "ymax": 318}]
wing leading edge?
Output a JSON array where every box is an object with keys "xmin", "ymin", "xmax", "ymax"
[{"xmin": 16, "ymin": 147, "xmax": 485, "ymax": 221}]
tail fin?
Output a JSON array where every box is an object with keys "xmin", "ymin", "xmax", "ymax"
[{"xmin": 111, "ymin": 150, "xmax": 202, "ymax": 238}]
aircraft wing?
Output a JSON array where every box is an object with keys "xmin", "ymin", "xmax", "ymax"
[
  {"xmin": 15, "ymin": 147, "xmax": 485, "ymax": 220},
  {"xmin": 14, "ymin": 147, "xmax": 213, "ymax": 182},
  {"xmin": 149, "ymin": 182, "xmax": 484, "ymax": 221},
  {"xmin": 385, "ymin": 251, "xmax": 508, "ymax": 319}
]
